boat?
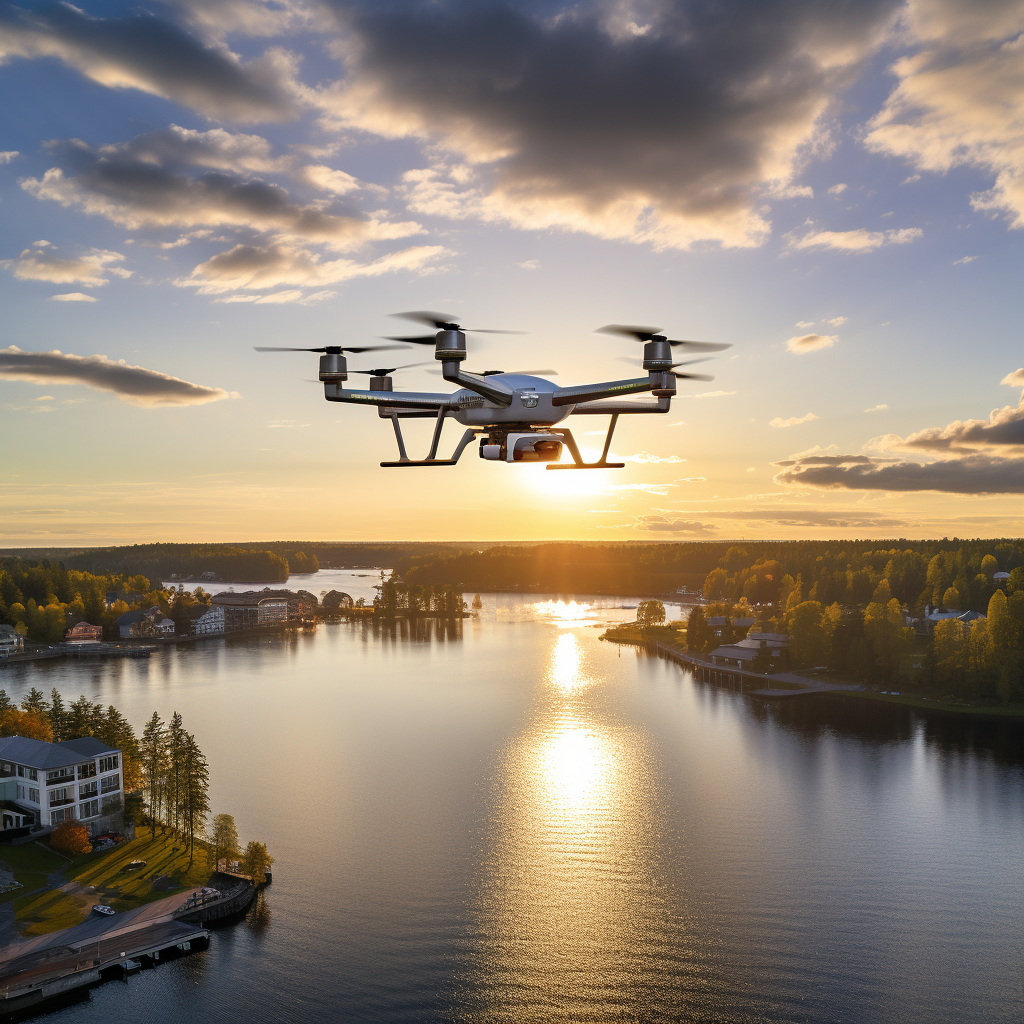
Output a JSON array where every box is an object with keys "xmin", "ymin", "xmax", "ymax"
[
  {"xmin": 120, "ymin": 958, "xmax": 142, "ymax": 974},
  {"xmin": 92, "ymin": 904, "xmax": 115, "ymax": 916}
]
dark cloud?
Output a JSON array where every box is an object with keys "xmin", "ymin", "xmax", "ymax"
[
  {"xmin": 0, "ymin": 1, "xmax": 295, "ymax": 121},
  {"xmin": 634, "ymin": 516, "xmax": 717, "ymax": 535},
  {"xmin": 672, "ymin": 507, "xmax": 908, "ymax": 529},
  {"xmin": 775, "ymin": 453, "xmax": 1024, "ymax": 493},
  {"xmin": 0, "ymin": 346, "xmax": 235, "ymax": 406},
  {"xmin": 20, "ymin": 137, "xmax": 412, "ymax": 241},
  {"xmin": 327, "ymin": 0, "xmax": 900, "ymax": 247}
]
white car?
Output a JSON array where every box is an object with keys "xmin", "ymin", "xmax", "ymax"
[{"xmin": 92, "ymin": 905, "xmax": 115, "ymax": 916}]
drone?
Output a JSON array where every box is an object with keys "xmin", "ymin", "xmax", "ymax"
[{"xmin": 256, "ymin": 312, "xmax": 730, "ymax": 469}]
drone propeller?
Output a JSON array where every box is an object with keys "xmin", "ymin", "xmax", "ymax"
[
  {"xmin": 255, "ymin": 344, "xmax": 406, "ymax": 354},
  {"xmin": 386, "ymin": 311, "xmax": 526, "ymax": 344},
  {"xmin": 427, "ymin": 367, "xmax": 558, "ymax": 377},
  {"xmin": 348, "ymin": 361, "xmax": 432, "ymax": 376},
  {"xmin": 596, "ymin": 325, "xmax": 731, "ymax": 353},
  {"xmin": 672, "ymin": 371, "xmax": 715, "ymax": 382}
]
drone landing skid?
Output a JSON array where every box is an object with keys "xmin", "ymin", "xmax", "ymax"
[
  {"xmin": 381, "ymin": 412, "xmax": 477, "ymax": 467},
  {"xmin": 547, "ymin": 417, "xmax": 625, "ymax": 470}
]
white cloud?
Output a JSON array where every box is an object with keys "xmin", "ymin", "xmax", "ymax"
[
  {"xmin": 689, "ymin": 390, "xmax": 736, "ymax": 399},
  {"xmin": 181, "ymin": 243, "xmax": 447, "ymax": 295},
  {"xmin": 792, "ymin": 227, "xmax": 923, "ymax": 252},
  {"xmin": 786, "ymin": 333, "xmax": 837, "ymax": 353},
  {"xmin": 49, "ymin": 292, "xmax": 98, "ymax": 302},
  {"xmin": 621, "ymin": 452, "xmax": 686, "ymax": 464},
  {"xmin": 825, "ymin": 315, "xmax": 847, "ymax": 325},
  {"xmin": 953, "ymin": 255, "xmax": 977, "ymax": 265},
  {"xmin": 794, "ymin": 320, "xmax": 815, "ymax": 328},
  {"xmin": 518, "ymin": 259, "xmax": 540, "ymax": 270},
  {"xmin": 0, "ymin": 151, "xmax": 20, "ymax": 164},
  {"xmin": 1002, "ymin": 369, "xmax": 1024, "ymax": 388},
  {"xmin": 827, "ymin": 183, "xmax": 847, "ymax": 194},
  {"xmin": 864, "ymin": 403, "xmax": 888, "ymax": 412},
  {"xmin": 1, "ymin": 246, "xmax": 129, "ymax": 286},
  {"xmin": 770, "ymin": 412, "xmax": 819, "ymax": 428}
]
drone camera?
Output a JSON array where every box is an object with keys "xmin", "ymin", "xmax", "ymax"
[{"xmin": 507, "ymin": 433, "xmax": 563, "ymax": 463}]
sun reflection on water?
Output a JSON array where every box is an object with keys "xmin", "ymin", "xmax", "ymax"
[{"xmin": 531, "ymin": 599, "xmax": 595, "ymax": 625}]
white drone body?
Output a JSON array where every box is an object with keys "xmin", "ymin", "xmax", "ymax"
[{"xmin": 258, "ymin": 313, "xmax": 729, "ymax": 469}]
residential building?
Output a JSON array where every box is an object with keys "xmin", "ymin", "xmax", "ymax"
[
  {"xmin": 0, "ymin": 735, "xmax": 125, "ymax": 834},
  {"xmin": 65, "ymin": 621, "xmax": 102, "ymax": 643},
  {"xmin": 212, "ymin": 591, "xmax": 289, "ymax": 629},
  {"xmin": 116, "ymin": 606, "xmax": 175, "ymax": 638},
  {"xmin": 194, "ymin": 605, "xmax": 225, "ymax": 635},
  {"xmin": 710, "ymin": 631, "xmax": 790, "ymax": 670},
  {"xmin": 0, "ymin": 624, "xmax": 24, "ymax": 659}
]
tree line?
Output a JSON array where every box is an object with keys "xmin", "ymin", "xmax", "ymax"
[{"xmin": 375, "ymin": 579, "xmax": 467, "ymax": 618}]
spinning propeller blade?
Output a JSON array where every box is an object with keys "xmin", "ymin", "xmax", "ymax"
[
  {"xmin": 348, "ymin": 361, "xmax": 432, "ymax": 376},
  {"xmin": 390, "ymin": 311, "xmax": 526, "ymax": 334},
  {"xmin": 596, "ymin": 325, "xmax": 731, "ymax": 352},
  {"xmin": 254, "ymin": 344, "xmax": 405, "ymax": 354},
  {"xmin": 672, "ymin": 372, "xmax": 715, "ymax": 381}
]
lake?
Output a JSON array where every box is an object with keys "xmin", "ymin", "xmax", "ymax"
[{"xmin": 2, "ymin": 583, "xmax": 1023, "ymax": 1022}]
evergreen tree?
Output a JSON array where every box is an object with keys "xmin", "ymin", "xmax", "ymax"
[
  {"xmin": 212, "ymin": 813, "xmax": 240, "ymax": 872},
  {"xmin": 49, "ymin": 688, "xmax": 66, "ymax": 742},
  {"xmin": 167, "ymin": 712, "xmax": 186, "ymax": 837},
  {"xmin": 182, "ymin": 733, "xmax": 210, "ymax": 869},
  {"xmin": 20, "ymin": 687, "xmax": 49, "ymax": 716},
  {"xmin": 141, "ymin": 712, "xmax": 168, "ymax": 837}
]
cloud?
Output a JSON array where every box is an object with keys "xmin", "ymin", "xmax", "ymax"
[
  {"xmin": 792, "ymin": 227, "xmax": 922, "ymax": 252},
  {"xmin": 0, "ymin": 151, "xmax": 20, "ymax": 164},
  {"xmin": 770, "ymin": 412, "xmax": 819, "ymax": 428},
  {"xmin": 1, "ymin": 245, "xmax": 129, "ymax": 286},
  {"xmin": 0, "ymin": 346, "xmax": 236, "ymax": 406},
  {"xmin": 794, "ymin": 320, "xmax": 815, "ymax": 328},
  {"xmin": 775, "ymin": 452, "xmax": 1024, "ymax": 493},
  {"xmin": 49, "ymin": 292, "xmax": 97, "ymax": 302},
  {"xmin": 827, "ymin": 183, "xmax": 847, "ymax": 194},
  {"xmin": 180, "ymin": 243, "xmax": 446, "ymax": 294},
  {"xmin": 634, "ymin": 516, "xmax": 717, "ymax": 535},
  {"xmin": 825, "ymin": 315, "xmax": 847, "ymax": 325},
  {"xmin": 786, "ymin": 333, "xmax": 837, "ymax": 353},
  {"xmin": 622, "ymin": 452, "xmax": 686, "ymax": 464},
  {"xmin": 0, "ymin": 3, "xmax": 297, "ymax": 122},
  {"xmin": 666, "ymin": 506, "xmax": 909, "ymax": 529},
  {"xmin": 689, "ymin": 390, "xmax": 736, "ymax": 399},
  {"xmin": 864, "ymin": 403, "xmax": 888, "ymax": 412},
  {"xmin": 518, "ymin": 259, "xmax": 540, "ymax": 270},
  {"xmin": 323, "ymin": 0, "xmax": 901, "ymax": 250},
  {"xmin": 953, "ymin": 255, "xmax": 977, "ymax": 264},
  {"xmin": 1002, "ymin": 369, "xmax": 1024, "ymax": 388},
  {"xmin": 21, "ymin": 138, "xmax": 418, "ymax": 243},
  {"xmin": 866, "ymin": 3, "xmax": 1024, "ymax": 228}
]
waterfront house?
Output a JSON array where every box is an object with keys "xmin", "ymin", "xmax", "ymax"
[
  {"xmin": 0, "ymin": 625, "xmax": 24, "ymax": 659},
  {"xmin": 65, "ymin": 621, "xmax": 102, "ymax": 643},
  {"xmin": 194, "ymin": 605, "xmax": 226, "ymax": 635},
  {"xmin": 710, "ymin": 631, "xmax": 790, "ymax": 670},
  {"xmin": 0, "ymin": 735, "xmax": 124, "ymax": 834},
  {"xmin": 116, "ymin": 606, "xmax": 175, "ymax": 638}
]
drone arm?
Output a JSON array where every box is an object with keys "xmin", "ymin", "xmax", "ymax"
[
  {"xmin": 550, "ymin": 377, "xmax": 651, "ymax": 407},
  {"xmin": 441, "ymin": 364, "xmax": 514, "ymax": 407},
  {"xmin": 323, "ymin": 384, "xmax": 458, "ymax": 411},
  {"xmin": 570, "ymin": 396, "xmax": 672, "ymax": 414}
]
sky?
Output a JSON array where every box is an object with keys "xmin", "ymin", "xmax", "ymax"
[{"xmin": 2, "ymin": 0, "xmax": 1023, "ymax": 546}]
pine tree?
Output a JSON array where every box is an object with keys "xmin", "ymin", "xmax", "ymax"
[
  {"xmin": 49, "ymin": 689, "xmax": 66, "ymax": 741},
  {"xmin": 141, "ymin": 712, "xmax": 168, "ymax": 837},
  {"xmin": 20, "ymin": 687, "xmax": 49, "ymax": 716},
  {"xmin": 167, "ymin": 712, "xmax": 185, "ymax": 838},
  {"xmin": 182, "ymin": 733, "xmax": 210, "ymax": 869}
]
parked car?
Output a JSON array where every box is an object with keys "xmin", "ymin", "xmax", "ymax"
[{"xmin": 92, "ymin": 905, "xmax": 115, "ymax": 916}]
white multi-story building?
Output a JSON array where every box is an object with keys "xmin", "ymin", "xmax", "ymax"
[
  {"xmin": 0, "ymin": 735, "xmax": 125, "ymax": 835},
  {"xmin": 193, "ymin": 605, "xmax": 225, "ymax": 635}
]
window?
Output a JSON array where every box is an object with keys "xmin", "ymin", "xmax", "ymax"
[
  {"xmin": 49, "ymin": 786, "xmax": 74, "ymax": 806},
  {"xmin": 98, "ymin": 755, "xmax": 119, "ymax": 773},
  {"xmin": 49, "ymin": 807, "xmax": 75, "ymax": 825},
  {"xmin": 16, "ymin": 784, "xmax": 24, "ymax": 800},
  {"xmin": 101, "ymin": 794, "xmax": 121, "ymax": 815},
  {"xmin": 29, "ymin": 788, "xmax": 39, "ymax": 803},
  {"xmin": 100, "ymin": 775, "xmax": 120, "ymax": 794},
  {"xmin": 80, "ymin": 799, "xmax": 100, "ymax": 819},
  {"xmin": 29, "ymin": 769, "xmax": 37, "ymax": 782},
  {"xmin": 16, "ymin": 766, "xmax": 24, "ymax": 778},
  {"xmin": 78, "ymin": 763, "xmax": 96, "ymax": 780},
  {"xmin": 46, "ymin": 769, "xmax": 74, "ymax": 786},
  {"xmin": 79, "ymin": 781, "xmax": 98, "ymax": 799}
]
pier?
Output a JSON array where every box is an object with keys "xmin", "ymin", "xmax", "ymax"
[{"xmin": 0, "ymin": 881, "xmax": 252, "ymax": 1015}]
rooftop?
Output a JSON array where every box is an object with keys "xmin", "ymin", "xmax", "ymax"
[{"xmin": 0, "ymin": 735, "xmax": 119, "ymax": 770}]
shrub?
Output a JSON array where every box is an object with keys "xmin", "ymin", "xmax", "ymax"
[{"xmin": 51, "ymin": 820, "xmax": 91, "ymax": 856}]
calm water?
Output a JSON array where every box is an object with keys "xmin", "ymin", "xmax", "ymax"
[{"xmin": 3, "ymin": 588, "xmax": 1024, "ymax": 1022}]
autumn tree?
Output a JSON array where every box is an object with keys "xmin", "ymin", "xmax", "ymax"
[
  {"xmin": 786, "ymin": 601, "xmax": 830, "ymax": 668},
  {"xmin": 51, "ymin": 820, "xmax": 91, "ymax": 856},
  {"xmin": 864, "ymin": 598, "xmax": 914, "ymax": 685},
  {"xmin": 212, "ymin": 813, "xmax": 240, "ymax": 871},
  {"xmin": 685, "ymin": 606, "xmax": 715, "ymax": 654},
  {"xmin": 242, "ymin": 841, "xmax": 274, "ymax": 887},
  {"xmin": 637, "ymin": 600, "xmax": 666, "ymax": 628}
]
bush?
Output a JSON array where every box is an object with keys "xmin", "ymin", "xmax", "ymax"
[{"xmin": 51, "ymin": 820, "xmax": 91, "ymax": 856}]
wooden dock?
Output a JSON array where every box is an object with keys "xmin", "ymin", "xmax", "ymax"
[{"xmin": 0, "ymin": 887, "xmax": 227, "ymax": 1015}]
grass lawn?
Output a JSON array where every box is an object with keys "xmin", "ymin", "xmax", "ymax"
[
  {"xmin": 0, "ymin": 842, "xmax": 67, "ymax": 896},
  {"xmin": 11, "ymin": 832, "xmax": 213, "ymax": 937}
]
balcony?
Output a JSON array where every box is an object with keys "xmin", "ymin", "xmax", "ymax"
[
  {"xmin": 77, "ymin": 764, "xmax": 96, "ymax": 780},
  {"xmin": 49, "ymin": 795, "xmax": 74, "ymax": 807},
  {"xmin": 46, "ymin": 774, "xmax": 75, "ymax": 787}
]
